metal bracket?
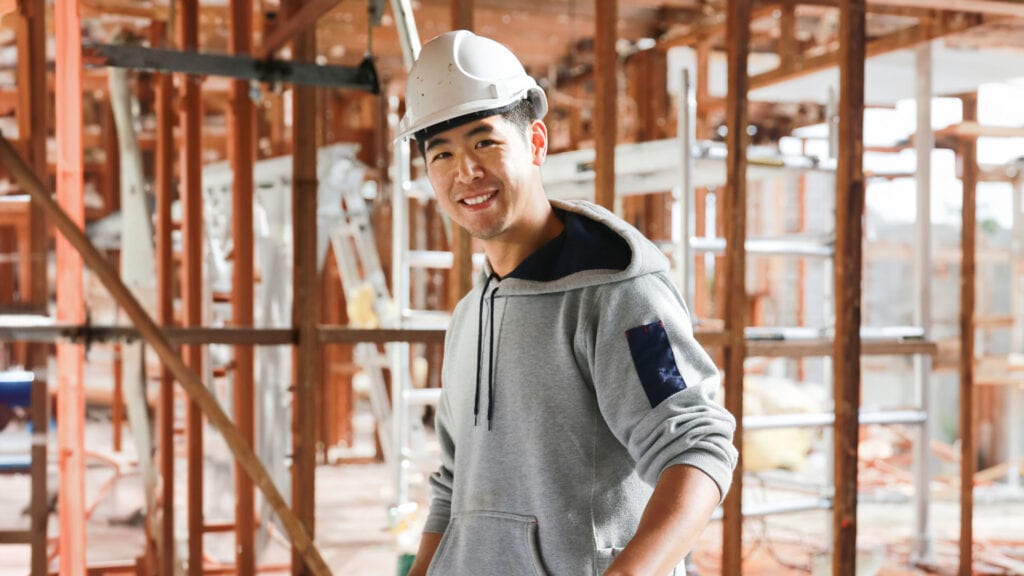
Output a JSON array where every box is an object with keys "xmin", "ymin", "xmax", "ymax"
[{"xmin": 82, "ymin": 42, "xmax": 380, "ymax": 93}]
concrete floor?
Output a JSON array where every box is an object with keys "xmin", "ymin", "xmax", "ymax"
[{"xmin": 1, "ymin": 415, "xmax": 1022, "ymax": 575}]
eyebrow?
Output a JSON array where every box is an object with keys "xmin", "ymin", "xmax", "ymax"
[{"xmin": 424, "ymin": 123, "xmax": 496, "ymax": 153}]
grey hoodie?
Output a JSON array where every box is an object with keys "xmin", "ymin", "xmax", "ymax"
[{"xmin": 425, "ymin": 200, "xmax": 738, "ymax": 576}]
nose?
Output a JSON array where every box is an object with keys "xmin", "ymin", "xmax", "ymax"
[{"xmin": 455, "ymin": 152, "xmax": 483, "ymax": 184}]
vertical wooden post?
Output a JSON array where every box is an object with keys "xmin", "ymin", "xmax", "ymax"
[
  {"xmin": 449, "ymin": 0, "xmax": 474, "ymax": 307},
  {"xmin": 722, "ymin": 1, "xmax": 750, "ymax": 574},
  {"xmin": 958, "ymin": 92, "xmax": 978, "ymax": 576},
  {"xmin": 287, "ymin": 1, "xmax": 319, "ymax": 573},
  {"xmin": 151, "ymin": 18, "xmax": 177, "ymax": 574},
  {"xmin": 30, "ymin": 379, "xmax": 48, "ymax": 576},
  {"xmin": 54, "ymin": 1, "xmax": 87, "ymax": 573},
  {"xmin": 15, "ymin": 0, "xmax": 48, "ymax": 375},
  {"xmin": 833, "ymin": 0, "xmax": 866, "ymax": 574},
  {"xmin": 594, "ymin": 0, "xmax": 617, "ymax": 212},
  {"xmin": 177, "ymin": 1, "xmax": 206, "ymax": 573},
  {"xmin": 229, "ymin": 0, "xmax": 257, "ymax": 572}
]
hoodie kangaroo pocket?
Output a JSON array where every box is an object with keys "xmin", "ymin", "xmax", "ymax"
[{"xmin": 427, "ymin": 511, "xmax": 549, "ymax": 576}]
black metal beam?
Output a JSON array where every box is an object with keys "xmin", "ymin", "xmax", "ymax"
[{"xmin": 82, "ymin": 42, "xmax": 380, "ymax": 92}]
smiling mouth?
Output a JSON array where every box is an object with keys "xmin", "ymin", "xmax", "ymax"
[{"xmin": 461, "ymin": 191, "xmax": 497, "ymax": 206}]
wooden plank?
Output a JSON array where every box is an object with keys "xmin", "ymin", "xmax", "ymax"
[
  {"xmin": 15, "ymin": 4, "xmax": 49, "ymax": 503},
  {"xmin": 150, "ymin": 18, "xmax": 176, "ymax": 575},
  {"xmin": 868, "ymin": 0, "xmax": 1024, "ymax": 17},
  {"xmin": 256, "ymin": 0, "xmax": 342, "ymax": 60},
  {"xmin": 230, "ymin": 0, "xmax": 257, "ymax": 573},
  {"xmin": 176, "ymin": 1, "xmax": 206, "ymax": 573},
  {"xmin": 30, "ymin": 379, "xmax": 47, "ymax": 575},
  {"xmin": 54, "ymin": 0, "xmax": 87, "ymax": 572},
  {"xmin": 0, "ymin": 135, "xmax": 334, "ymax": 576},
  {"xmin": 722, "ymin": 1, "xmax": 750, "ymax": 574},
  {"xmin": 593, "ymin": 0, "xmax": 616, "ymax": 212},
  {"xmin": 448, "ymin": 0, "xmax": 475, "ymax": 309},
  {"xmin": 958, "ymin": 92, "xmax": 978, "ymax": 576},
  {"xmin": 287, "ymin": 0, "xmax": 320, "ymax": 573},
  {"xmin": 833, "ymin": 0, "xmax": 866, "ymax": 574}
]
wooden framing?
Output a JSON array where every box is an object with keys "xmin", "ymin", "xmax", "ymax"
[
  {"xmin": 721, "ymin": 1, "xmax": 750, "ymax": 574},
  {"xmin": 593, "ymin": 0, "xmax": 616, "ymax": 211},
  {"xmin": 150, "ymin": 17, "xmax": 177, "ymax": 574},
  {"xmin": 229, "ymin": 0, "xmax": 256, "ymax": 572},
  {"xmin": 55, "ymin": 0, "xmax": 88, "ymax": 572},
  {"xmin": 286, "ymin": 0, "xmax": 320, "ymax": 573},
  {"xmin": 176, "ymin": 1, "xmax": 206, "ymax": 572},
  {"xmin": 256, "ymin": 0, "xmax": 343, "ymax": 60},
  {"xmin": 0, "ymin": 133, "xmax": 334, "ymax": 576},
  {"xmin": 449, "ymin": 0, "xmax": 474, "ymax": 308},
  {"xmin": 833, "ymin": 0, "xmax": 866, "ymax": 573},
  {"xmin": 958, "ymin": 92, "xmax": 978, "ymax": 576}
]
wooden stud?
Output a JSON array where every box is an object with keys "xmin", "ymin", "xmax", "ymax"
[
  {"xmin": 722, "ymin": 1, "xmax": 750, "ymax": 574},
  {"xmin": 30, "ymin": 378, "xmax": 47, "ymax": 576},
  {"xmin": 833, "ymin": 0, "xmax": 866, "ymax": 573},
  {"xmin": 150, "ymin": 17, "xmax": 177, "ymax": 574},
  {"xmin": 256, "ymin": 0, "xmax": 342, "ymax": 60},
  {"xmin": 229, "ymin": 0, "xmax": 257, "ymax": 572},
  {"xmin": 15, "ymin": 6, "xmax": 50, "ymax": 526},
  {"xmin": 593, "ymin": 0, "xmax": 617, "ymax": 212},
  {"xmin": 54, "ymin": 0, "xmax": 88, "ymax": 572},
  {"xmin": 449, "ymin": 0, "xmax": 474, "ymax": 308},
  {"xmin": 958, "ymin": 92, "xmax": 978, "ymax": 576},
  {"xmin": 286, "ymin": 0, "xmax": 320, "ymax": 573},
  {"xmin": 175, "ymin": 1, "xmax": 206, "ymax": 572}
]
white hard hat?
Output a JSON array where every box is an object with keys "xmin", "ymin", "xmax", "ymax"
[{"xmin": 398, "ymin": 30, "xmax": 548, "ymax": 142}]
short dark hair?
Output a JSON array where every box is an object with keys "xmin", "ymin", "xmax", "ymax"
[{"xmin": 416, "ymin": 98, "xmax": 537, "ymax": 158}]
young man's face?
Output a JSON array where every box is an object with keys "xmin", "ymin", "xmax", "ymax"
[{"xmin": 422, "ymin": 115, "xmax": 547, "ymax": 242}]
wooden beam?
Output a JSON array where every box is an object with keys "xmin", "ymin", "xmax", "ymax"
[
  {"xmin": 286, "ymin": 0, "xmax": 319, "ymax": 573},
  {"xmin": 449, "ymin": 0, "xmax": 474, "ymax": 308},
  {"xmin": 722, "ymin": 1, "xmax": 750, "ymax": 575},
  {"xmin": 749, "ymin": 13, "xmax": 981, "ymax": 91},
  {"xmin": 958, "ymin": 92, "xmax": 978, "ymax": 576},
  {"xmin": 255, "ymin": 0, "xmax": 342, "ymax": 60},
  {"xmin": 833, "ymin": 0, "xmax": 866, "ymax": 574},
  {"xmin": 593, "ymin": 0, "xmax": 617, "ymax": 211},
  {"xmin": 150, "ymin": 17, "xmax": 177, "ymax": 574},
  {"xmin": 0, "ymin": 135, "xmax": 333, "ymax": 576},
  {"xmin": 15, "ymin": 0, "xmax": 49, "ymax": 457},
  {"xmin": 229, "ymin": 0, "xmax": 257, "ymax": 573},
  {"xmin": 54, "ymin": 0, "xmax": 87, "ymax": 572},
  {"xmin": 176, "ymin": 1, "xmax": 206, "ymax": 573},
  {"xmin": 867, "ymin": 0, "xmax": 1024, "ymax": 17},
  {"xmin": 29, "ymin": 379, "xmax": 47, "ymax": 576}
]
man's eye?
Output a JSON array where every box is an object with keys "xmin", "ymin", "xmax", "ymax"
[
  {"xmin": 475, "ymin": 139, "xmax": 496, "ymax": 149},
  {"xmin": 430, "ymin": 151, "xmax": 452, "ymax": 162}
]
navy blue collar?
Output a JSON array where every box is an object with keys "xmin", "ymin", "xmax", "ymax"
[{"xmin": 506, "ymin": 209, "xmax": 631, "ymax": 282}]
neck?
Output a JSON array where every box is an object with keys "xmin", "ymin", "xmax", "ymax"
[{"xmin": 483, "ymin": 199, "xmax": 563, "ymax": 278}]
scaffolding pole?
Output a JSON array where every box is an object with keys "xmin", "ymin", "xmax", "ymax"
[{"xmin": 912, "ymin": 39, "xmax": 935, "ymax": 565}]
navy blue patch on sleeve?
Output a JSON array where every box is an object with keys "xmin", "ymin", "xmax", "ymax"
[{"xmin": 625, "ymin": 321, "xmax": 688, "ymax": 408}]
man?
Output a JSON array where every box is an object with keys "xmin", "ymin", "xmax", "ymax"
[{"xmin": 401, "ymin": 30, "xmax": 738, "ymax": 576}]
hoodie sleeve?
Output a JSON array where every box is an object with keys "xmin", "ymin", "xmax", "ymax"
[
  {"xmin": 424, "ymin": 387, "xmax": 455, "ymax": 534},
  {"xmin": 586, "ymin": 272, "xmax": 738, "ymax": 501}
]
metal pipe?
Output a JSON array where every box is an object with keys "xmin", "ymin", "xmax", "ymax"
[
  {"xmin": 389, "ymin": 0, "xmax": 421, "ymax": 70},
  {"xmin": 744, "ymin": 409, "xmax": 926, "ymax": 431},
  {"xmin": 391, "ymin": 112, "xmax": 412, "ymax": 507},
  {"xmin": 711, "ymin": 497, "xmax": 833, "ymax": 520},
  {"xmin": 676, "ymin": 68, "xmax": 696, "ymax": 305},
  {"xmin": 911, "ymin": 39, "xmax": 935, "ymax": 565}
]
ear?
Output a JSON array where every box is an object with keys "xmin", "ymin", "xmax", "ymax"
[{"xmin": 529, "ymin": 120, "xmax": 548, "ymax": 166}]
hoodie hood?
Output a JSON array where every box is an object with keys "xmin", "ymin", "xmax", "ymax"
[{"xmin": 480, "ymin": 199, "xmax": 671, "ymax": 294}]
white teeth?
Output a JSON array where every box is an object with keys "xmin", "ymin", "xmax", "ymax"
[{"xmin": 463, "ymin": 192, "xmax": 495, "ymax": 206}]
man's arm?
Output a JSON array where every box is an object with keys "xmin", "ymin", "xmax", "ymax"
[
  {"xmin": 604, "ymin": 464, "xmax": 721, "ymax": 576},
  {"xmin": 406, "ymin": 532, "xmax": 444, "ymax": 576}
]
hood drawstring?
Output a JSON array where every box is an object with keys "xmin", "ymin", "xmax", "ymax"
[
  {"xmin": 487, "ymin": 286, "xmax": 499, "ymax": 430},
  {"xmin": 474, "ymin": 274, "xmax": 495, "ymax": 427}
]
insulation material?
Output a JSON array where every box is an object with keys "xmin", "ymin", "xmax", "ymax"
[{"xmin": 742, "ymin": 375, "xmax": 826, "ymax": 472}]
